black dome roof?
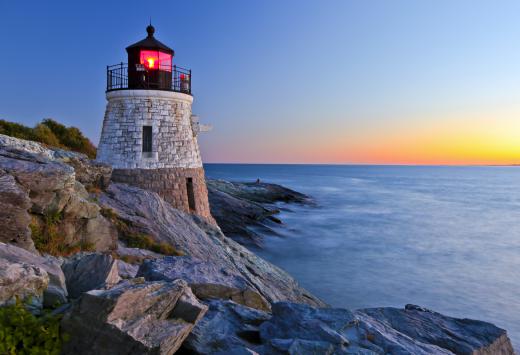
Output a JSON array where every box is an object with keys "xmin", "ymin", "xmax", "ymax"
[{"xmin": 126, "ymin": 25, "xmax": 174, "ymax": 55}]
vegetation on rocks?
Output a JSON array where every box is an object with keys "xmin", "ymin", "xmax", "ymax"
[
  {"xmin": 30, "ymin": 211, "xmax": 94, "ymax": 257},
  {"xmin": 0, "ymin": 118, "xmax": 96, "ymax": 158},
  {"xmin": 0, "ymin": 299, "xmax": 66, "ymax": 355},
  {"xmin": 100, "ymin": 207, "xmax": 183, "ymax": 256}
]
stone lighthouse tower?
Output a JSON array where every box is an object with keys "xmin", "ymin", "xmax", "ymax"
[{"xmin": 97, "ymin": 25, "xmax": 212, "ymax": 219}]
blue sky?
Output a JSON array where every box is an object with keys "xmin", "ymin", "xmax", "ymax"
[{"xmin": 1, "ymin": 1, "xmax": 520, "ymax": 163}]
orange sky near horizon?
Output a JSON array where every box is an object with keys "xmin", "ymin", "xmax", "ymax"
[{"xmin": 202, "ymin": 105, "xmax": 520, "ymax": 166}]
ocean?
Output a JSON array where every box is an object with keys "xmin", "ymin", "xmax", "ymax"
[{"xmin": 204, "ymin": 164, "xmax": 520, "ymax": 350}]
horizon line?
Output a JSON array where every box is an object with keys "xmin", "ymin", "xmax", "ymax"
[{"xmin": 202, "ymin": 162, "xmax": 520, "ymax": 167}]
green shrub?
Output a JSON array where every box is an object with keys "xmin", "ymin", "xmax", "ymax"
[
  {"xmin": 33, "ymin": 123, "xmax": 61, "ymax": 147},
  {"xmin": 0, "ymin": 118, "xmax": 97, "ymax": 158},
  {"xmin": 0, "ymin": 299, "xmax": 67, "ymax": 355},
  {"xmin": 0, "ymin": 120, "xmax": 36, "ymax": 141},
  {"xmin": 41, "ymin": 119, "xmax": 97, "ymax": 159}
]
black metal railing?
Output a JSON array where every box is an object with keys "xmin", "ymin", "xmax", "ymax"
[{"xmin": 106, "ymin": 63, "xmax": 192, "ymax": 94}]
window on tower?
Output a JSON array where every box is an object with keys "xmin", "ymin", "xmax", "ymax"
[
  {"xmin": 186, "ymin": 178, "xmax": 196, "ymax": 211},
  {"xmin": 142, "ymin": 126, "xmax": 152, "ymax": 154}
]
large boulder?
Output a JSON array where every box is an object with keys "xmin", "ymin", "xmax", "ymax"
[
  {"xmin": 0, "ymin": 242, "xmax": 67, "ymax": 307},
  {"xmin": 358, "ymin": 305, "xmax": 516, "ymax": 355},
  {"xmin": 182, "ymin": 299, "xmax": 270, "ymax": 354},
  {"xmin": 61, "ymin": 253, "xmax": 120, "ymax": 298},
  {"xmin": 0, "ymin": 133, "xmax": 111, "ymax": 190},
  {"xmin": 61, "ymin": 279, "xmax": 208, "ymax": 355},
  {"xmin": 100, "ymin": 183, "xmax": 325, "ymax": 308},
  {"xmin": 0, "ymin": 136, "xmax": 117, "ymax": 253},
  {"xmin": 0, "ymin": 258, "xmax": 48, "ymax": 311},
  {"xmin": 138, "ymin": 256, "xmax": 271, "ymax": 312}
]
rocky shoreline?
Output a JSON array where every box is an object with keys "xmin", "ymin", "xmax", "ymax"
[
  {"xmin": 0, "ymin": 133, "xmax": 516, "ymax": 354},
  {"xmin": 207, "ymin": 179, "xmax": 312, "ymax": 247}
]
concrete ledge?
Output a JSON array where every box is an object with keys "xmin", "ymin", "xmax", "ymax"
[{"xmin": 106, "ymin": 90, "xmax": 193, "ymax": 103}]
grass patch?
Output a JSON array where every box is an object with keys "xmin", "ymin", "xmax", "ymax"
[
  {"xmin": 0, "ymin": 298, "xmax": 67, "ymax": 355},
  {"xmin": 101, "ymin": 207, "xmax": 184, "ymax": 257},
  {"xmin": 30, "ymin": 211, "xmax": 95, "ymax": 257}
]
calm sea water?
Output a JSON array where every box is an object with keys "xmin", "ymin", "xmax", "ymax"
[{"xmin": 204, "ymin": 164, "xmax": 520, "ymax": 349}]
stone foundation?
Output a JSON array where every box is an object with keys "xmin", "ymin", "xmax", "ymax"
[{"xmin": 112, "ymin": 167, "xmax": 212, "ymax": 220}]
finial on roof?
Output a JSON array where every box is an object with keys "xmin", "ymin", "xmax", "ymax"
[{"xmin": 146, "ymin": 21, "xmax": 155, "ymax": 37}]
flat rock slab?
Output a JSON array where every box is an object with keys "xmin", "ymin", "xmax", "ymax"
[
  {"xmin": 138, "ymin": 256, "xmax": 271, "ymax": 312},
  {"xmin": 207, "ymin": 179, "xmax": 310, "ymax": 205},
  {"xmin": 61, "ymin": 279, "xmax": 208, "ymax": 355},
  {"xmin": 61, "ymin": 253, "xmax": 120, "ymax": 298}
]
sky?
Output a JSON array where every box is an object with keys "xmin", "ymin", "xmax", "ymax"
[{"xmin": 1, "ymin": 0, "xmax": 520, "ymax": 165}]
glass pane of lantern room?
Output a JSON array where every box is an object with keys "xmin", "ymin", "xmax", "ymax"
[
  {"xmin": 159, "ymin": 52, "xmax": 172, "ymax": 72},
  {"xmin": 140, "ymin": 50, "xmax": 159, "ymax": 70}
]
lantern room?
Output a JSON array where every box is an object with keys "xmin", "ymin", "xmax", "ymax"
[{"xmin": 106, "ymin": 25, "xmax": 192, "ymax": 94}]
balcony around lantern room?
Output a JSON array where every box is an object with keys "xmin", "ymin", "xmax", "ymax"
[{"xmin": 106, "ymin": 62, "xmax": 192, "ymax": 94}]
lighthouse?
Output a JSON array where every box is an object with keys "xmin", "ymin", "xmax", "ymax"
[{"xmin": 96, "ymin": 25, "xmax": 212, "ymax": 220}]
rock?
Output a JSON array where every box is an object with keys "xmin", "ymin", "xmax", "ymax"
[
  {"xmin": 0, "ymin": 258, "xmax": 49, "ymax": 311},
  {"xmin": 207, "ymin": 179, "xmax": 310, "ymax": 205},
  {"xmin": 61, "ymin": 183, "xmax": 100, "ymax": 219},
  {"xmin": 138, "ymin": 256, "xmax": 271, "ymax": 312},
  {"xmin": 61, "ymin": 253, "xmax": 121, "ymax": 298},
  {"xmin": 358, "ymin": 304, "xmax": 516, "ymax": 355},
  {"xmin": 0, "ymin": 133, "xmax": 111, "ymax": 190},
  {"xmin": 0, "ymin": 171, "xmax": 33, "ymax": 250},
  {"xmin": 257, "ymin": 302, "xmax": 516, "ymax": 355},
  {"xmin": 0, "ymin": 148, "xmax": 76, "ymax": 198},
  {"xmin": 116, "ymin": 259, "xmax": 139, "ymax": 279},
  {"xmin": 115, "ymin": 242, "xmax": 164, "ymax": 264},
  {"xmin": 206, "ymin": 179, "xmax": 312, "ymax": 247},
  {"xmin": 0, "ymin": 134, "xmax": 55, "ymax": 159},
  {"xmin": 79, "ymin": 214, "xmax": 117, "ymax": 251},
  {"xmin": 61, "ymin": 279, "xmax": 208, "ymax": 355},
  {"xmin": 182, "ymin": 299, "xmax": 270, "ymax": 354},
  {"xmin": 63, "ymin": 156, "xmax": 111, "ymax": 190},
  {"xmin": 185, "ymin": 300, "xmax": 515, "ymax": 354},
  {"xmin": 0, "ymin": 242, "xmax": 68, "ymax": 306},
  {"xmin": 207, "ymin": 185, "xmax": 278, "ymax": 247},
  {"xmin": 0, "ymin": 138, "xmax": 117, "ymax": 253},
  {"xmin": 100, "ymin": 183, "xmax": 325, "ymax": 308}
]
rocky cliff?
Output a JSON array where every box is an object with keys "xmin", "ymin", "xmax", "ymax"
[{"xmin": 0, "ymin": 134, "xmax": 515, "ymax": 355}]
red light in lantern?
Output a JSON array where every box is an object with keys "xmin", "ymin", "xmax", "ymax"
[{"xmin": 139, "ymin": 50, "xmax": 172, "ymax": 71}]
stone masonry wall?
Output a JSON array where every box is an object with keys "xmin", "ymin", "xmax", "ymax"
[
  {"xmin": 97, "ymin": 90, "xmax": 202, "ymax": 169},
  {"xmin": 111, "ymin": 167, "xmax": 212, "ymax": 220}
]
